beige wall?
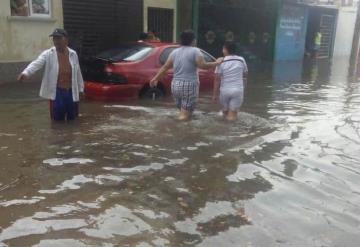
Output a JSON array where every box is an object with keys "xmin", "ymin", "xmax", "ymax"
[
  {"xmin": 0, "ymin": 0, "xmax": 63, "ymax": 62},
  {"xmin": 143, "ymin": 0, "xmax": 177, "ymax": 41}
]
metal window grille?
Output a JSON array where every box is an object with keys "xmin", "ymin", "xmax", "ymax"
[{"xmin": 147, "ymin": 7, "xmax": 174, "ymax": 42}]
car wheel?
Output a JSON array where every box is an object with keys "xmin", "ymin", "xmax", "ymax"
[{"xmin": 140, "ymin": 85, "xmax": 165, "ymax": 100}]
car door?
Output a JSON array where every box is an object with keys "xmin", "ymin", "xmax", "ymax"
[
  {"xmin": 198, "ymin": 50, "xmax": 216, "ymax": 91},
  {"xmin": 158, "ymin": 46, "xmax": 177, "ymax": 93},
  {"xmin": 158, "ymin": 47, "xmax": 216, "ymax": 92}
]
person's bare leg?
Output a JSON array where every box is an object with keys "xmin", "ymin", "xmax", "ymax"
[
  {"xmin": 178, "ymin": 108, "xmax": 191, "ymax": 121},
  {"xmin": 226, "ymin": 110, "xmax": 238, "ymax": 122}
]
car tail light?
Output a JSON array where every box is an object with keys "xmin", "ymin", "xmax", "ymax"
[
  {"xmin": 104, "ymin": 72, "xmax": 128, "ymax": 84},
  {"xmin": 104, "ymin": 67, "xmax": 113, "ymax": 73}
]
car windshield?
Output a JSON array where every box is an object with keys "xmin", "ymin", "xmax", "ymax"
[{"xmin": 96, "ymin": 44, "xmax": 153, "ymax": 62}]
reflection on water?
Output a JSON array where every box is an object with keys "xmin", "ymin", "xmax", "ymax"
[
  {"xmin": 273, "ymin": 61, "xmax": 303, "ymax": 83},
  {"xmin": 1, "ymin": 60, "xmax": 360, "ymax": 246}
]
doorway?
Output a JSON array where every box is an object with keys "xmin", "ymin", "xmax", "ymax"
[{"xmin": 305, "ymin": 6, "xmax": 338, "ymax": 59}]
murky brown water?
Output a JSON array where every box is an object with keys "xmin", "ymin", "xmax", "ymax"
[{"xmin": 0, "ymin": 59, "xmax": 360, "ymax": 247}]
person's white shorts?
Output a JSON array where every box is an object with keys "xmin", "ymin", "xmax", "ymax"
[{"xmin": 219, "ymin": 89, "xmax": 244, "ymax": 111}]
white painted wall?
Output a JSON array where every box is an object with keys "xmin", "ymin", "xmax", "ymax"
[
  {"xmin": 0, "ymin": 0, "xmax": 63, "ymax": 62},
  {"xmin": 143, "ymin": 0, "xmax": 177, "ymax": 41},
  {"xmin": 333, "ymin": 8, "xmax": 357, "ymax": 57}
]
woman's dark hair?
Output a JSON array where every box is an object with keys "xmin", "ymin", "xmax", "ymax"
[
  {"xmin": 180, "ymin": 30, "xmax": 196, "ymax": 46},
  {"xmin": 223, "ymin": 41, "xmax": 237, "ymax": 55}
]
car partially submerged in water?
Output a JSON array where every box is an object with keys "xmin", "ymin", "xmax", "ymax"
[{"xmin": 82, "ymin": 42, "xmax": 216, "ymax": 101}]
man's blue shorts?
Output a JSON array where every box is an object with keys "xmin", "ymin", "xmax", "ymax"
[{"xmin": 50, "ymin": 87, "xmax": 79, "ymax": 121}]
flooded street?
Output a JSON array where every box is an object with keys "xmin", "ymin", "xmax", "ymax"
[{"xmin": 0, "ymin": 60, "xmax": 360, "ymax": 247}]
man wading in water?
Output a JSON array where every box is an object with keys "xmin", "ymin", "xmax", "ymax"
[
  {"xmin": 150, "ymin": 30, "xmax": 223, "ymax": 121},
  {"xmin": 18, "ymin": 28, "xmax": 84, "ymax": 121}
]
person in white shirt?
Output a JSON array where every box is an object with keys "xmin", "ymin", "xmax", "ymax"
[
  {"xmin": 213, "ymin": 41, "xmax": 248, "ymax": 121},
  {"xmin": 17, "ymin": 28, "xmax": 84, "ymax": 121}
]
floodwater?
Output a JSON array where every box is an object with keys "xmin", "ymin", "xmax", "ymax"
[{"xmin": 0, "ymin": 59, "xmax": 359, "ymax": 247}]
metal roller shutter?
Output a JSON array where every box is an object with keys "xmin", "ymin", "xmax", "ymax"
[{"xmin": 62, "ymin": 0, "xmax": 143, "ymax": 59}]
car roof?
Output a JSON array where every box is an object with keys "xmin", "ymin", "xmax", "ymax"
[
  {"xmin": 140, "ymin": 41, "xmax": 178, "ymax": 47},
  {"xmin": 144, "ymin": 42, "xmax": 216, "ymax": 59}
]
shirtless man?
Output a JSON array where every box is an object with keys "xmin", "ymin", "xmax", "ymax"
[{"xmin": 18, "ymin": 28, "xmax": 84, "ymax": 121}]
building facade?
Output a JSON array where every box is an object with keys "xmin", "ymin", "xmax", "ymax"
[
  {"xmin": 63, "ymin": 0, "xmax": 178, "ymax": 59},
  {"xmin": 144, "ymin": 0, "xmax": 178, "ymax": 41},
  {"xmin": 0, "ymin": 0, "xmax": 180, "ymax": 84},
  {"xmin": 275, "ymin": 0, "xmax": 339, "ymax": 61},
  {"xmin": 62, "ymin": 0, "xmax": 143, "ymax": 59},
  {"xmin": 196, "ymin": 0, "xmax": 279, "ymax": 61},
  {"xmin": 0, "ymin": 0, "xmax": 358, "ymax": 84},
  {"xmin": 0, "ymin": 0, "xmax": 63, "ymax": 83},
  {"xmin": 193, "ymin": 0, "xmax": 357, "ymax": 62}
]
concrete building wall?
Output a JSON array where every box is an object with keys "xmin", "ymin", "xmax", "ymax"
[
  {"xmin": 0, "ymin": 0, "xmax": 63, "ymax": 83},
  {"xmin": 0, "ymin": 0, "xmax": 63, "ymax": 62},
  {"xmin": 143, "ymin": 0, "xmax": 177, "ymax": 41},
  {"xmin": 333, "ymin": 7, "xmax": 357, "ymax": 57}
]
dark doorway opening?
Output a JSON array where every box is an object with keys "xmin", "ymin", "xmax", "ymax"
[
  {"xmin": 198, "ymin": 0, "xmax": 278, "ymax": 62},
  {"xmin": 305, "ymin": 7, "xmax": 338, "ymax": 59}
]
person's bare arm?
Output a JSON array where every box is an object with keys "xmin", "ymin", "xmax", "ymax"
[
  {"xmin": 212, "ymin": 73, "xmax": 221, "ymax": 101},
  {"xmin": 196, "ymin": 56, "xmax": 223, "ymax": 70},
  {"xmin": 150, "ymin": 56, "xmax": 173, "ymax": 87}
]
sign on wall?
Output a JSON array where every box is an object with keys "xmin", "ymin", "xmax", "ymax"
[{"xmin": 275, "ymin": 4, "xmax": 308, "ymax": 61}]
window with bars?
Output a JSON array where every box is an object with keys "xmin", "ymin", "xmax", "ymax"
[{"xmin": 147, "ymin": 7, "xmax": 174, "ymax": 43}]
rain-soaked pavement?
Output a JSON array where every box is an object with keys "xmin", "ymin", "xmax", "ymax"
[{"xmin": 0, "ymin": 59, "xmax": 360, "ymax": 247}]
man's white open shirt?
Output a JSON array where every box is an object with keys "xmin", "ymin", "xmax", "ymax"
[{"xmin": 22, "ymin": 47, "xmax": 84, "ymax": 102}]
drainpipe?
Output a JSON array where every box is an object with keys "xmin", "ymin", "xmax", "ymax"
[
  {"xmin": 192, "ymin": 0, "xmax": 199, "ymax": 36},
  {"xmin": 274, "ymin": 0, "xmax": 283, "ymax": 62},
  {"xmin": 349, "ymin": 1, "xmax": 360, "ymax": 78},
  {"xmin": 176, "ymin": 0, "xmax": 179, "ymax": 41}
]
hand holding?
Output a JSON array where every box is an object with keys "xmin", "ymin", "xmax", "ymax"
[
  {"xmin": 149, "ymin": 78, "xmax": 158, "ymax": 88},
  {"xmin": 216, "ymin": 57, "xmax": 224, "ymax": 65}
]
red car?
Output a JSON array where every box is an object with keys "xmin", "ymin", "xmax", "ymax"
[{"xmin": 83, "ymin": 42, "xmax": 216, "ymax": 101}]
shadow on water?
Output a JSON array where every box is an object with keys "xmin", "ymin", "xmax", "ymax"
[{"xmin": 0, "ymin": 58, "xmax": 360, "ymax": 246}]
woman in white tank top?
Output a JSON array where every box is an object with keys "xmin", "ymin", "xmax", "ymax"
[{"xmin": 213, "ymin": 41, "xmax": 248, "ymax": 121}]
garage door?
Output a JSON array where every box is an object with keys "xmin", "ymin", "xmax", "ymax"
[{"xmin": 63, "ymin": 0, "xmax": 143, "ymax": 59}]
